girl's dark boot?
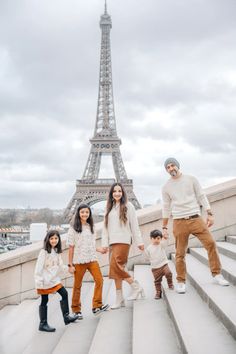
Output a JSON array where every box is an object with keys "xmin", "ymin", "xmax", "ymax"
[
  {"xmin": 39, "ymin": 305, "xmax": 56, "ymax": 332},
  {"xmin": 60, "ymin": 299, "xmax": 79, "ymax": 325}
]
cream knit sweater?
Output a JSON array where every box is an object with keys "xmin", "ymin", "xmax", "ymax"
[
  {"xmin": 162, "ymin": 174, "xmax": 210, "ymax": 219},
  {"xmin": 102, "ymin": 202, "xmax": 144, "ymax": 247},
  {"xmin": 145, "ymin": 239, "xmax": 169, "ymax": 269},
  {"xmin": 66, "ymin": 225, "xmax": 97, "ymax": 264},
  {"xmin": 34, "ymin": 248, "xmax": 67, "ymax": 289}
]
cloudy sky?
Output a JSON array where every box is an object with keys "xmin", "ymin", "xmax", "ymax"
[{"xmin": 0, "ymin": 0, "xmax": 236, "ymax": 209}]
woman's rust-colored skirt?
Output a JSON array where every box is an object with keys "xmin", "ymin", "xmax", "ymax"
[
  {"xmin": 37, "ymin": 283, "xmax": 62, "ymax": 295},
  {"xmin": 109, "ymin": 243, "xmax": 131, "ymax": 280}
]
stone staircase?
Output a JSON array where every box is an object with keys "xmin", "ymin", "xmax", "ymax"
[{"xmin": 0, "ymin": 236, "xmax": 236, "ymax": 354}]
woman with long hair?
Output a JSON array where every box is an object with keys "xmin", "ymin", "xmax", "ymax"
[{"xmin": 102, "ymin": 182, "xmax": 145, "ymax": 309}]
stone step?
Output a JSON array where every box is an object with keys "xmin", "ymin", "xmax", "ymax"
[
  {"xmin": 88, "ymin": 279, "xmax": 133, "ymax": 354},
  {"xmin": 132, "ymin": 265, "xmax": 181, "ymax": 354},
  {"xmin": 165, "ymin": 261, "xmax": 236, "ymax": 354},
  {"xmin": 190, "ymin": 247, "xmax": 236, "ymax": 286},
  {"xmin": 216, "ymin": 242, "xmax": 236, "ymax": 260},
  {"xmin": 22, "ymin": 284, "xmax": 93, "ymax": 354},
  {"xmin": 52, "ymin": 279, "xmax": 112, "ymax": 354},
  {"xmin": 0, "ymin": 302, "xmax": 24, "ymax": 326},
  {"xmin": 172, "ymin": 253, "xmax": 236, "ymax": 340},
  {"xmin": 226, "ymin": 236, "xmax": 236, "ymax": 245},
  {"xmin": 0, "ymin": 279, "xmax": 110, "ymax": 354},
  {"xmin": 0, "ymin": 298, "xmax": 43, "ymax": 354}
]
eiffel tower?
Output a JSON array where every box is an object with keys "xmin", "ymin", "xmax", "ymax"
[{"xmin": 64, "ymin": 1, "xmax": 141, "ymax": 220}]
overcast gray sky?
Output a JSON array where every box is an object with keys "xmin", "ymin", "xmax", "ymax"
[{"xmin": 0, "ymin": 0, "xmax": 236, "ymax": 209}]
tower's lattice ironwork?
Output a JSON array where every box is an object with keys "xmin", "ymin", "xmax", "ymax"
[{"xmin": 64, "ymin": 1, "xmax": 141, "ymax": 220}]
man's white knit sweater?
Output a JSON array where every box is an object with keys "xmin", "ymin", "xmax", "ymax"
[{"xmin": 162, "ymin": 174, "xmax": 210, "ymax": 219}]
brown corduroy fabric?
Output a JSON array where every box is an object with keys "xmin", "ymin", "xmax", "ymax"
[{"xmin": 109, "ymin": 243, "xmax": 131, "ymax": 279}]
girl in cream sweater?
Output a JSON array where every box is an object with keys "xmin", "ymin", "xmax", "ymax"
[{"xmin": 35, "ymin": 230, "xmax": 78, "ymax": 332}]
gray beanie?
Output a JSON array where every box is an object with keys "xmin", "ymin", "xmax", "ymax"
[{"xmin": 164, "ymin": 157, "xmax": 180, "ymax": 169}]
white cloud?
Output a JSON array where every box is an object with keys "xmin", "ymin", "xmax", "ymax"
[{"xmin": 0, "ymin": 0, "xmax": 235, "ymax": 209}]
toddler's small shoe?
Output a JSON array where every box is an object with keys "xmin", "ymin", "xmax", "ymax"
[{"xmin": 154, "ymin": 291, "xmax": 162, "ymax": 300}]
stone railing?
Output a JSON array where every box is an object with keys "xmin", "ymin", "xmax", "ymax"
[{"xmin": 0, "ymin": 178, "xmax": 236, "ymax": 309}]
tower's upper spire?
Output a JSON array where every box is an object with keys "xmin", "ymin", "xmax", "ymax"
[
  {"xmin": 96, "ymin": 0, "xmax": 114, "ymax": 137},
  {"xmin": 100, "ymin": 0, "xmax": 111, "ymax": 28},
  {"xmin": 104, "ymin": 0, "xmax": 107, "ymax": 14}
]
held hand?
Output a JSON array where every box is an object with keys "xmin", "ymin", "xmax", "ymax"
[
  {"xmin": 138, "ymin": 244, "xmax": 144, "ymax": 251},
  {"xmin": 206, "ymin": 215, "xmax": 214, "ymax": 228},
  {"xmin": 68, "ymin": 265, "xmax": 75, "ymax": 274},
  {"xmin": 96, "ymin": 247, "xmax": 108, "ymax": 254}
]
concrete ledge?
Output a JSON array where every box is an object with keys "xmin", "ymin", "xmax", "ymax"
[
  {"xmin": 226, "ymin": 236, "xmax": 236, "ymax": 244},
  {"xmin": 204, "ymin": 178, "xmax": 236, "ymax": 203}
]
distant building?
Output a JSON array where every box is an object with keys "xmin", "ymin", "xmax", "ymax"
[{"xmin": 30, "ymin": 223, "xmax": 47, "ymax": 242}]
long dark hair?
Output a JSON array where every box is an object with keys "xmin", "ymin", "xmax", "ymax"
[
  {"xmin": 73, "ymin": 204, "xmax": 94, "ymax": 234},
  {"xmin": 105, "ymin": 182, "xmax": 128, "ymax": 228},
  {"xmin": 43, "ymin": 230, "xmax": 62, "ymax": 254}
]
